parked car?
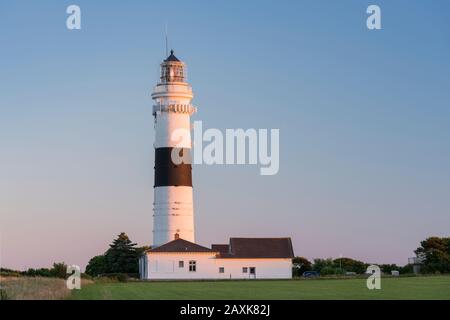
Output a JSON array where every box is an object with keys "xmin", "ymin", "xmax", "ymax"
[{"xmin": 302, "ymin": 271, "xmax": 320, "ymax": 278}]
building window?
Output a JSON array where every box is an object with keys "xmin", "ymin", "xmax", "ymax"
[
  {"xmin": 189, "ymin": 260, "xmax": 196, "ymax": 272},
  {"xmin": 219, "ymin": 267, "xmax": 225, "ymax": 273},
  {"xmin": 179, "ymin": 261, "xmax": 184, "ymax": 268},
  {"xmin": 242, "ymin": 267, "xmax": 248, "ymax": 273},
  {"xmin": 250, "ymin": 267, "xmax": 256, "ymax": 275}
]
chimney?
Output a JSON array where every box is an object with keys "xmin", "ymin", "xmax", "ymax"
[{"xmin": 174, "ymin": 233, "xmax": 180, "ymax": 240}]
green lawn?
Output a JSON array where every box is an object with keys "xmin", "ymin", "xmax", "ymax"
[{"xmin": 71, "ymin": 275, "xmax": 450, "ymax": 300}]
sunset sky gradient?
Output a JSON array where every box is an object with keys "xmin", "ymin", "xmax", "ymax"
[{"xmin": 1, "ymin": 0, "xmax": 450, "ymax": 270}]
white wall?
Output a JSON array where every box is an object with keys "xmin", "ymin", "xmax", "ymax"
[
  {"xmin": 143, "ymin": 252, "xmax": 292, "ymax": 280},
  {"xmin": 153, "ymin": 186, "xmax": 195, "ymax": 246},
  {"xmin": 154, "ymin": 111, "xmax": 192, "ymax": 148}
]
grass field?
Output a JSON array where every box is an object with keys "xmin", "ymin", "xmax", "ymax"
[
  {"xmin": 0, "ymin": 276, "xmax": 70, "ymax": 300},
  {"xmin": 0, "ymin": 276, "xmax": 96, "ymax": 300},
  {"xmin": 71, "ymin": 275, "xmax": 450, "ymax": 300}
]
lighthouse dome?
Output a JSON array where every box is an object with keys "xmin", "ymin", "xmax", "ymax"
[{"xmin": 165, "ymin": 50, "xmax": 180, "ymax": 62}]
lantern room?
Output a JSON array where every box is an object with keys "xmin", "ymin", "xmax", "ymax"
[{"xmin": 160, "ymin": 50, "xmax": 186, "ymax": 83}]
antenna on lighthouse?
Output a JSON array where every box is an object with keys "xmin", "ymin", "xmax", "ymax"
[{"xmin": 165, "ymin": 23, "xmax": 169, "ymax": 58}]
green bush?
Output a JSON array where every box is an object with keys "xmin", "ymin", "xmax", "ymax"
[
  {"xmin": 333, "ymin": 258, "xmax": 366, "ymax": 274},
  {"xmin": 1, "ymin": 267, "xmax": 22, "ymax": 277},
  {"xmin": 400, "ymin": 264, "xmax": 413, "ymax": 274},
  {"xmin": 85, "ymin": 255, "xmax": 107, "ymax": 277},
  {"xmin": 320, "ymin": 266, "xmax": 338, "ymax": 275},
  {"xmin": 0, "ymin": 271, "xmax": 21, "ymax": 277},
  {"xmin": 292, "ymin": 257, "xmax": 312, "ymax": 277},
  {"xmin": 50, "ymin": 262, "xmax": 68, "ymax": 279},
  {"xmin": 23, "ymin": 268, "xmax": 53, "ymax": 277},
  {"xmin": 117, "ymin": 274, "xmax": 128, "ymax": 282}
]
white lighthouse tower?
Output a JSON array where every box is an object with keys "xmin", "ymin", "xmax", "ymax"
[{"xmin": 151, "ymin": 50, "xmax": 197, "ymax": 247}]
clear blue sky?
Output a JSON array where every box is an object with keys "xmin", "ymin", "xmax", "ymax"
[{"xmin": 1, "ymin": 0, "xmax": 449, "ymax": 269}]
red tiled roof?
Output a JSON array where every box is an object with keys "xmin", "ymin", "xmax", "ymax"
[
  {"xmin": 222, "ymin": 238, "xmax": 294, "ymax": 259},
  {"xmin": 148, "ymin": 238, "xmax": 214, "ymax": 253},
  {"xmin": 211, "ymin": 244, "xmax": 229, "ymax": 254},
  {"xmin": 148, "ymin": 237, "xmax": 294, "ymax": 258}
]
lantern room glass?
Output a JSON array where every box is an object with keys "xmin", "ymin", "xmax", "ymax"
[{"xmin": 160, "ymin": 62, "xmax": 185, "ymax": 83}]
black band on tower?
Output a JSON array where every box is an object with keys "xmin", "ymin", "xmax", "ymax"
[{"xmin": 154, "ymin": 147, "xmax": 192, "ymax": 187}]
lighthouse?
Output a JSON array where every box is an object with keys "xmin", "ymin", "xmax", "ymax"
[
  {"xmin": 139, "ymin": 50, "xmax": 294, "ymax": 280},
  {"xmin": 151, "ymin": 50, "xmax": 197, "ymax": 247}
]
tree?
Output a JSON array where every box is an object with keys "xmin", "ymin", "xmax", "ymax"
[
  {"xmin": 415, "ymin": 237, "xmax": 450, "ymax": 273},
  {"xmin": 333, "ymin": 257, "xmax": 366, "ymax": 274},
  {"xmin": 84, "ymin": 233, "xmax": 143, "ymax": 277},
  {"xmin": 50, "ymin": 262, "xmax": 68, "ymax": 279},
  {"xmin": 379, "ymin": 264, "xmax": 400, "ymax": 274},
  {"xmin": 292, "ymin": 257, "xmax": 312, "ymax": 277},
  {"xmin": 312, "ymin": 257, "xmax": 367, "ymax": 275},
  {"xmin": 136, "ymin": 246, "xmax": 151, "ymax": 257},
  {"xmin": 399, "ymin": 264, "xmax": 413, "ymax": 274},
  {"xmin": 104, "ymin": 232, "xmax": 139, "ymax": 274},
  {"xmin": 312, "ymin": 258, "xmax": 334, "ymax": 273},
  {"xmin": 320, "ymin": 266, "xmax": 343, "ymax": 276},
  {"xmin": 85, "ymin": 255, "xmax": 108, "ymax": 277}
]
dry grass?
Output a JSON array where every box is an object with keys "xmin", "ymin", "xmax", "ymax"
[{"xmin": 0, "ymin": 276, "xmax": 93, "ymax": 300}]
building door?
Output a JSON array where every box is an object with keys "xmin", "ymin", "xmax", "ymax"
[{"xmin": 249, "ymin": 267, "xmax": 256, "ymax": 279}]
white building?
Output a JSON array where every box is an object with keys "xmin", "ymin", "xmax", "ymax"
[
  {"xmin": 139, "ymin": 51, "xmax": 294, "ymax": 280},
  {"xmin": 140, "ymin": 237, "xmax": 294, "ymax": 280}
]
